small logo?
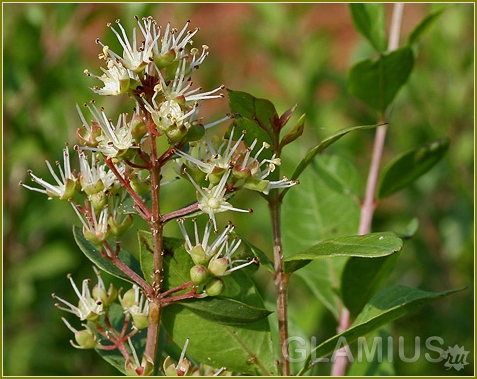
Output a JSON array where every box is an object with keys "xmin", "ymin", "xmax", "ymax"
[{"xmin": 442, "ymin": 344, "xmax": 470, "ymax": 371}]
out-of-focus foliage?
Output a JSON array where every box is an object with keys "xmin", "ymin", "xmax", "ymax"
[{"xmin": 3, "ymin": 3, "xmax": 473, "ymax": 375}]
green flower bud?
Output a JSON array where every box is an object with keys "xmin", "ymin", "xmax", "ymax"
[
  {"xmin": 119, "ymin": 287, "xmax": 136, "ymax": 309},
  {"xmin": 74, "ymin": 325, "xmax": 98, "ymax": 349},
  {"xmin": 185, "ymin": 122, "xmax": 205, "ymax": 142},
  {"xmin": 208, "ymin": 257, "xmax": 228, "ymax": 277},
  {"xmin": 232, "ymin": 165, "xmax": 251, "ymax": 180},
  {"xmin": 190, "ymin": 264, "xmax": 209, "ymax": 285},
  {"xmin": 131, "ymin": 113, "xmax": 147, "ymax": 142},
  {"xmin": 189, "ymin": 244, "xmax": 208, "ymax": 265},
  {"xmin": 166, "ymin": 124, "xmax": 188, "ymax": 144},
  {"xmin": 244, "ymin": 177, "xmax": 269, "ymax": 193},
  {"xmin": 208, "ymin": 167, "xmax": 226, "ymax": 186},
  {"xmin": 89, "ymin": 191, "xmax": 107, "ymax": 211},
  {"xmin": 82, "ymin": 225, "xmax": 109, "ymax": 246},
  {"xmin": 132, "ymin": 313, "xmax": 149, "ymax": 330},
  {"xmin": 154, "ymin": 49, "xmax": 176, "ymax": 69},
  {"xmin": 205, "ymin": 277, "xmax": 224, "ymax": 297},
  {"xmin": 92, "ymin": 282, "xmax": 118, "ymax": 308},
  {"xmin": 108, "ymin": 214, "xmax": 134, "ymax": 237},
  {"xmin": 130, "ymin": 169, "xmax": 151, "ymax": 195}
]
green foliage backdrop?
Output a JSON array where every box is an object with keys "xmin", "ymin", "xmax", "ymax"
[{"xmin": 3, "ymin": 3, "xmax": 473, "ymax": 375}]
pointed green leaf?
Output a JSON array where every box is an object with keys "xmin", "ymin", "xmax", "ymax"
[
  {"xmin": 177, "ymin": 297, "xmax": 272, "ymax": 326},
  {"xmin": 348, "ymin": 47, "xmax": 414, "ymax": 115},
  {"xmin": 160, "ymin": 232, "xmax": 276, "ymax": 375},
  {"xmin": 280, "ymin": 112, "xmax": 306, "ymax": 148},
  {"xmin": 377, "ymin": 138, "xmax": 449, "ymax": 199},
  {"xmin": 227, "ymin": 89, "xmax": 277, "ymax": 150},
  {"xmin": 162, "ymin": 305, "xmax": 276, "ymax": 375},
  {"xmin": 341, "ymin": 253, "xmax": 400, "ymax": 318},
  {"xmin": 239, "ymin": 234, "xmax": 274, "ymax": 274},
  {"xmin": 298, "ymin": 286, "xmax": 463, "ymax": 374},
  {"xmin": 408, "ymin": 7, "xmax": 446, "ymax": 46},
  {"xmin": 349, "ymin": 4, "xmax": 387, "ymax": 53},
  {"xmin": 284, "ymin": 232, "xmax": 402, "ymax": 274},
  {"xmin": 282, "ymin": 161, "xmax": 360, "ymax": 318},
  {"xmin": 289, "ymin": 123, "xmax": 379, "ymax": 183},
  {"xmin": 73, "ymin": 226, "xmax": 144, "ymax": 284}
]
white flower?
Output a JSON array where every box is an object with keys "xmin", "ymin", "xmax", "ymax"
[
  {"xmin": 72, "ymin": 202, "xmax": 110, "ymax": 245},
  {"xmin": 175, "ymin": 127, "xmax": 245, "ymax": 182},
  {"xmin": 120, "ymin": 284, "xmax": 149, "ymax": 330},
  {"xmin": 143, "ymin": 98, "xmax": 197, "ymax": 133},
  {"xmin": 97, "ymin": 19, "xmax": 155, "ymax": 73},
  {"xmin": 185, "ymin": 169, "xmax": 251, "ymax": 231},
  {"xmin": 85, "ymin": 59, "xmax": 131, "ymax": 96},
  {"xmin": 79, "ymin": 103, "xmax": 136, "ymax": 158},
  {"xmin": 156, "ymin": 58, "xmax": 224, "ymax": 104},
  {"xmin": 178, "ymin": 219, "xmax": 258, "ymax": 275},
  {"xmin": 151, "ymin": 20, "xmax": 199, "ymax": 66},
  {"xmin": 52, "ymin": 273, "xmax": 104, "ymax": 322},
  {"xmin": 21, "ymin": 144, "xmax": 76, "ymax": 200}
]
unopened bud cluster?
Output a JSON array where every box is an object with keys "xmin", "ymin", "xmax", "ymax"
[{"xmin": 179, "ymin": 219, "xmax": 258, "ymax": 297}]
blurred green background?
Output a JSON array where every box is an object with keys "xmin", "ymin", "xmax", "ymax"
[{"xmin": 3, "ymin": 3, "xmax": 473, "ymax": 376}]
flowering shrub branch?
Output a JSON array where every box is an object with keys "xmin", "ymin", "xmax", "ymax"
[{"xmin": 21, "ymin": 9, "xmax": 459, "ymax": 376}]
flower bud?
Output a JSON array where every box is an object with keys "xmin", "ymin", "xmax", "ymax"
[
  {"xmin": 73, "ymin": 325, "xmax": 98, "ymax": 349},
  {"xmin": 189, "ymin": 244, "xmax": 208, "ymax": 265},
  {"xmin": 92, "ymin": 282, "xmax": 118, "ymax": 308},
  {"xmin": 185, "ymin": 122, "xmax": 205, "ymax": 142},
  {"xmin": 208, "ymin": 167, "xmax": 226, "ymax": 186},
  {"xmin": 89, "ymin": 191, "xmax": 107, "ymax": 211},
  {"xmin": 125, "ymin": 354, "xmax": 154, "ymax": 376},
  {"xmin": 108, "ymin": 214, "xmax": 133, "ymax": 237},
  {"xmin": 166, "ymin": 124, "xmax": 188, "ymax": 144},
  {"xmin": 130, "ymin": 169, "xmax": 151, "ymax": 195},
  {"xmin": 163, "ymin": 355, "xmax": 191, "ymax": 376},
  {"xmin": 232, "ymin": 165, "xmax": 251, "ymax": 180},
  {"xmin": 132, "ymin": 313, "xmax": 149, "ymax": 330},
  {"xmin": 154, "ymin": 49, "xmax": 176, "ymax": 69},
  {"xmin": 205, "ymin": 277, "xmax": 224, "ymax": 297},
  {"xmin": 119, "ymin": 287, "xmax": 136, "ymax": 309},
  {"xmin": 244, "ymin": 177, "xmax": 270, "ymax": 193},
  {"xmin": 208, "ymin": 257, "xmax": 228, "ymax": 277},
  {"xmin": 190, "ymin": 264, "xmax": 209, "ymax": 285},
  {"xmin": 82, "ymin": 225, "xmax": 109, "ymax": 246},
  {"xmin": 131, "ymin": 113, "xmax": 147, "ymax": 142}
]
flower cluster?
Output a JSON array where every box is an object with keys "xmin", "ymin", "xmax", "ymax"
[
  {"xmin": 178, "ymin": 218, "xmax": 258, "ymax": 296},
  {"xmin": 21, "ymin": 15, "xmax": 300, "ymax": 376}
]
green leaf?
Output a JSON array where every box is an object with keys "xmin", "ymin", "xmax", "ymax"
[
  {"xmin": 176, "ymin": 297, "xmax": 272, "ymax": 326},
  {"xmin": 73, "ymin": 226, "xmax": 144, "ymax": 284},
  {"xmin": 348, "ymin": 47, "xmax": 414, "ymax": 115},
  {"xmin": 239, "ymin": 234, "xmax": 274, "ymax": 274},
  {"xmin": 280, "ymin": 112, "xmax": 306, "ymax": 148},
  {"xmin": 408, "ymin": 7, "xmax": 446, "ymax": 46},
  {"xmin": 349, "ymin": 3, "xmax": 387, "ymax": 53},
  {"xmin": 298, "ymin": 286, "xmax": 463, "ymax": 374},
  {"xmin": 341, "ymin": 253, "xmax": 400, "ymax": 319},
  {"xmin": 377, "ymin": 138, "xmax": 449, "ymax": 199},
  {"xmin": 289, "ymin": 123, "xmax": 378, "ymax": 183},
  {"xmin": 312, "ymin": 155, "xmax": 362, "ymax": 201},
  {"xmin": 283, "ymin": 161, "xmax": 360, "ymax": 318},
  {"xmin": 227, "ymin": 89, "xmax": 278, "ymax": 150},
  {"xmin": 284, "ymin": 232, "xmax": 402, "ymax": 274},
  {"xmin": 295, "ymin": 258, "xmax": 346, "ymax": 320},
  {"xmin": 346, "ymin": 327, "xmax": 396, "ymax": 376},
  {"xmin": 162, "ymin": 305, "xmax": 276, "ymax": 375},
  {"xmin": 161, "ymin": 233, "xmax": 276, "ymax": 375}
]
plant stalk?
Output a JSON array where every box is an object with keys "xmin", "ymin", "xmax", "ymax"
[
  {"xmin": 270, "ymin": 195, "xmax": 290, "ymax": 376},
  {"xmin": 331, "ymin": 3, "xmax": 404, "ymax": 376},
  {"xmin": 144, "ymin": 115, "xmax": 164, "ymax": 367}
]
